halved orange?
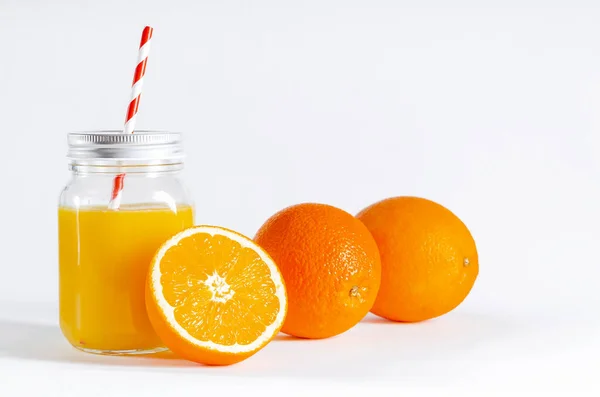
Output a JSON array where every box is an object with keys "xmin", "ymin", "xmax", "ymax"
[{"xmin": 146, "ymin": 225, "xmax": 287, "ymax": 365}]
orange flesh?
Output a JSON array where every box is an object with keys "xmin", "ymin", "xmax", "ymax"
[{"xmin": 158, "ymin": 232, "xmax": 280, "ymax": 346}]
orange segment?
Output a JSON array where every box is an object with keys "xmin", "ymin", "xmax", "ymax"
[{"xmin": 146, "ymin": 226, "xmax": 287, "ymax": 365}]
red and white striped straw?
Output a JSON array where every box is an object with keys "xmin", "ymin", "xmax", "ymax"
[{"xmin": 109, "ymin": 26, "xmax": 154, "ymax": 209}]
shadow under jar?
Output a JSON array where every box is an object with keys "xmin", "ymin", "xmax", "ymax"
[{"xmin": 58, "ymin": 131, "xmax": 194, "ymax": 355}]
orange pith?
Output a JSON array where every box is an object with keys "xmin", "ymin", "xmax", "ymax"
[{"xmin": 146, "ymin": 225, "xmax": 287, "ymax": 365}]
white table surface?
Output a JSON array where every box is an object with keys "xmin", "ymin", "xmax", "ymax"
[
  {"xmin": 1, "ymin": 300, "xmax": 597, "ymax": 396},
  {"xmin": 3, "ymin": 1, "xmax": 600, "ymax": 395}
]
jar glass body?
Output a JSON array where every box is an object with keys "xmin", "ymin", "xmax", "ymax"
[{"xmin": 58, "ymin": 134, "xmax": 194, "ymax": 355}]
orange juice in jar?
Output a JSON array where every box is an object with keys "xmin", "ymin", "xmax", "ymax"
[{"xmin": 58, "ymin": 131, "xmax": 194, "ymax": 354}]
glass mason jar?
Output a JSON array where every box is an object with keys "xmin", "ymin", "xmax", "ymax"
[{"xmin": 58, "ymin": 131, "xmax": 194, "ymax": 355}]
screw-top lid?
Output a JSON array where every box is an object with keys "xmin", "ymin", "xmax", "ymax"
[{"xmin": 67, "ymin": 131, "xmax": 185, "ymax": 165}]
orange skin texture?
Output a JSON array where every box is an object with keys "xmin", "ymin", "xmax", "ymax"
[
  {"xmin": 255, "ymin": 203, "xmax": 381, "ymax": 339},
  {"xmin": 357, "ymin": 197, "xmax": 478, "ymax": 322}
]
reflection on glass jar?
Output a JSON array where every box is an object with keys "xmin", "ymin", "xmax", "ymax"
[{"xmin": 58, "ymin": 131, "xmax": 194, "ymax": 355}]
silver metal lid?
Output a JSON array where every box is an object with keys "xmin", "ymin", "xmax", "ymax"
[{"xmin": 67, "ymin": 130, "xmax": 185, "ymax": 165}]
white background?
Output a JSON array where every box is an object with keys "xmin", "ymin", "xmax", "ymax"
[{"xmin": 1, "ymin": 0, "xmax": 599, "ymax": 395}]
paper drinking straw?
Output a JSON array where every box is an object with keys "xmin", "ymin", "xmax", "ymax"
[{"xmin": 109, "ymin": 26, "xmax": 154, "ymax": 209}]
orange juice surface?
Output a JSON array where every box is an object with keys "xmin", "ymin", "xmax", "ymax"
[{"xmin": 58, "ymin": 204, "xmax": 194, "ymax": 353}]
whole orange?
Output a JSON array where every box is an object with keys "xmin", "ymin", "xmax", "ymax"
[
  {"xmin": 357, "ymin": 197, "xmax": 478, "ymax": 322},
  {"xmin": 255, "ymin": 203, "xmax": 381, "ymax": 339}
]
